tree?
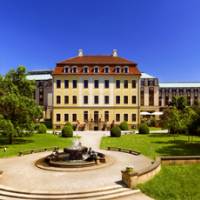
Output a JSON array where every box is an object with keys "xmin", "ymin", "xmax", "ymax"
[
  {"xmin": 171, "ymin": 96, "xmax": 187, "ymax": 110},
  {"xmin": 0, "ymin": 66, "xmax": 42, "ymax": 144},
  {"xmin": 160, "ymin": 107, "xmax": 182, "ymax": 134}
]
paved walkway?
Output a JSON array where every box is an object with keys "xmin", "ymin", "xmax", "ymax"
[{"xmin": 0, "ymin": 131, "xmax": 153, "ymax": 199}]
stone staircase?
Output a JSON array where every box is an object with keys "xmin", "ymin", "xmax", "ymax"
[{"xmin": 0, "ymin": 185, "xmax": 140, "ymax": 200}]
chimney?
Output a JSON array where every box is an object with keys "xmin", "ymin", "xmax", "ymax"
[
  {"xmin": 112, "ymin": 49, "xmax": 118, "ymax": 57},
  {"xmin": 78, "ymin": 49, "xmax": 83, "ymax": 57}
]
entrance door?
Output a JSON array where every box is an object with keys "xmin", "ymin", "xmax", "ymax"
[{"xmin": 94, "ymin": 111, "xmax": 99, "ymax": 123}]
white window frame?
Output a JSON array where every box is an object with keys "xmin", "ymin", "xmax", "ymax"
[
  {"xmin": 64, "ymin": 66, "xmax": 70, "ymax": 73},
  {"xmin": 71, "ymin": 66, "xmax": 78, "ymax": 73},
  {"xmin": 115, "ymin": 66, "xmax": 121, "ymax": 73},
  {"xmin": 94, "ymin": 66, "xmax": 99, "ymax": 73},
  {"xmin": 124, "ymin": 66, "xmax": 129, "ymax": 74},
  {"xmin": 104, "ymin": 66, "xmax": 110, "ymax": 74},
  {"xmin": 83, "ymin": 66, "xmax": 89, "ymax": 74}
]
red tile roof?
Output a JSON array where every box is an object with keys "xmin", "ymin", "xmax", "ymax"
[
  {"xmin": 57, "ymin": 55, "xmax": 137, "ymax": 65},
  {"xmin": 53, "ymin": 55, "xmax": 141, "ymax": 76}
]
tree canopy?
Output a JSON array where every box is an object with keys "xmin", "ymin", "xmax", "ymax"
[{"xmin": 0, "ymin": 66, "xmax": 42, "ymax": 144}]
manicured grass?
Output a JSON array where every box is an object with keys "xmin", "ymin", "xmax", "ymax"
[
  {"xmin": 0, "ymin": 134, "xmax": 73, "ymax": 158},
  {"xmin": 100, "ymin": 134, "xmax": 200, "ymax": 159},
  {"xmin": 139, "ymin": 164, "xmax": 200, "ymax": 200},
  {"xmin": 149, "ymin": 127, "xmax": 162, "ymax": 131}
]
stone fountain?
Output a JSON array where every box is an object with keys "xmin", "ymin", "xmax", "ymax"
[{"xmin": 45, "ymin": 139, "xmax": 106, "ymax": 168}]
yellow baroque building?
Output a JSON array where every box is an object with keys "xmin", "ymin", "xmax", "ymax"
[{"xmin": 52, "ymin": 50, "xmax": 141, "ymax": 130}]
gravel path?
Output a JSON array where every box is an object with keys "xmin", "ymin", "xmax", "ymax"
[{"xmin": 0, "ymin": 131, "xmax": 153, "ymax": 199}]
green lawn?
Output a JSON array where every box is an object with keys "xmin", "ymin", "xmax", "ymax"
[
  {"xmin": 149, "ymin": 127, "xmax": 162, "ymax": 131},
  {"xmin": 139, "ymin": 164, "xmax": 200, "ymax": 200},
  {"xmin": 100, "ymin": 134, "xmax": 200, "ymax": 159},
  {"xmin": 0, "ymin": 134, "xmax": 73, "ymax": 158}
]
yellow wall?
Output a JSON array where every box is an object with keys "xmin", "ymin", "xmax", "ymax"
[{"xmin": 52, "ymin": 75, "xmax": 140, "ymax": 129}]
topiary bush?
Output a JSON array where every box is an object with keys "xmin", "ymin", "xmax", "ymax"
[
  {"xmin": 119, "ymin": 121, "xmax": 129, "ymax": 130},
  {"xmin": 62, "ymin": 125, "xmax": 73, "ymax": 137},
  {"xmin": 110, "ymin": 126, "xmax": 121, "ymax": 137},
  {"xmin": 139, "ymin": 123, "xmax": 149, "ymax": 134},
  {"xmin": 65, "ymin": 122, "xmax": 73, "ymax": 128},
  {"xmin": 37, "ymin": 123, "xmax": 47, "ymax": 134}
]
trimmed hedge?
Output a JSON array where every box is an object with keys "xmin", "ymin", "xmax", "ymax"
[
  {"xmin": 37, "ymin": 123, "xmax": 47, "ymax": 134},
  {"xmin": 119, "ymin": 121, "xmax": 129, "ymax": 130},
  {"xmin": 139, "ymin": 123, "xmax": 149, "ymax": 134},
  {"xmin": 110, "ymin": 126, "xmax": 121, "ymax": 137},
  {"xmin": 62, "ymin": 125, "xmax": 73, "ymax": 137}
]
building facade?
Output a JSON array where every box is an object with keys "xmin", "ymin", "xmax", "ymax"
[
  {"xmin": 27, "ymin": 50, "xmax": 200, "ymax": 129},
  {"xmin": 52, "ymin": 50, "xmax": 141, "ymax": 130},
  {"xmin": 27, "ymin": 70, "xmax": 53, "ymax": 119},
  {"xmin": 140, "ymin": 73, "xmax": 159, "ymax": 113},
  {"xmin": 159, "ymin": 83, "xmax": 200, "ymax": 108}
]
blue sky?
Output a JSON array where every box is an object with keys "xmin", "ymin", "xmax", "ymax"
[{"xmin": 0, "ymin": 0, "xmax": 200, "ymax": 82}]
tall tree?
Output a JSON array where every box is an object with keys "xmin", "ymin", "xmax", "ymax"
[{"xmin": 0, "ymin": 66, "xmax": 42, "ymax": 144}]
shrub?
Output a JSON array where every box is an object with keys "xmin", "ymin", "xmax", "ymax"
[
  {"xmin": 62, "ymin": 125, "xmax": 73, "ymax": 137},
  {"xmin": 119, "ymin": 121, "xmax": 129, "ymax": 130},
  {"xmin": 110, "ymin": 126, "xmax": 121, "ymax": 137},
  {"xmin": 65, "ymin": 122, "xmax": 73, "ymax": 128},
  {"xmin": 139, "ymin": 123, "xmax": 149, "ymax": 134},
  {"xmin": 37, "ymin": 123, "xmax": 47, "ymax": 134}
]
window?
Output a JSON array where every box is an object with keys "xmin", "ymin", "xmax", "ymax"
[
  {"xmin": 56, "ymin": 113, "xmax": 61, "ymax": 122},
  {"xmin": 115, "ymin": 66, "xmax": 120, "ymax": 73},
  {"xmin": 73, "ymin": 96, "xmax": 77, "ymax": 104},
  {"xmin": 64, "ymin": 96, "xmax": 69, "ymax": 104},
  {"xmin": 94, "ymin": 80, "xmax": 99, "ymax": 88},
  {"xmin": 124, "ymin": 96, "xmax": 128, "ymax": 104},
  {"xmin": 72, "ymin": 66, "xmax": 78, "ymax": 73},
  {"xmin": 132, "ymin": 114, "xmax": 136, "ymax": 122},
  {"xmin": 64, "ymin": 114, "xmax": 69, "ymax": 121},
  {"xmin": 104, "ymin": 111, "xmax": 109, "ymax": 122},
  {"xmin": 124, "ymin": 66, "xmax": 129, "ymax": 73},
  {"xmin": 104, "ymin": 80, "xmax": 109, "ymax": 88},
  {"xmin": 64, "ymin": 66, "xmax": 69, "ymax": 73},
  {"xmin": 116, "ymin": 114, "xmax": 120, "ymax": 122},
  {"xmin": 83, "ymin": 111, "xmax": 88, "ymax": 122},
  {"xmin": 94, "ymin": 66, "xmax": 99, "ymax": 73},
  {"xmin": 141, "ymin": 89, "xmax": 144, "ymax": 106},
  {"xmin": 56, "ymin": 95, "xmax": 61, "ymax": 104},
  {"xmin": 149, "ymin": 87, "xmax": 154, "ymax": 106},
  {"xmin": 94, "ymin": 96, "xmax": 99, "ymax": 104},
  {"xmin": 116, "ymin": 96, "xmax": 120, "ymax": 104},
  {"xmin": 104, "ymin": 66, "xmax": 110, "ymax": 73},
  {"xmin": 159, "ymin": 96, "xmax": 162, "ymax": 106},
  {"xmin": 132, "ymin": 96, "xmax": 136, "ymax": 104},
  {"xmin": 124, "ymin": 114, "xmax": 128, "ymax": 121},
  {"xmin": 124, "ymin": 80, "xmax": 128, "ymax": 88},
  {"xmin": 56, "ymin": 80, "xmax": 61, "ymax": 88},
  {"xmin": 132, "ymin": 80, "xmax": 136, "ymax": 88},
  {"xmin": 165, "ymin": 96, "xmax": 169, "ymax": 106},
  {"xmin": 72, "ymin": 80, "xmax": 77, "ymax": 88},
  {"xmin": 83, "ymin": 96, "xmax": 88, "ymax": 104},
  {"xmin": 83, "ymin": 66, "xmax": 88, "ymax": 73},
  {"xmin": 84, "ymin": 80, "xmax": 88, "ymax": 88},
  {"xmin": 64, "ymin": 80, "xmax": 69, "ymax": 88},
  {"xmin": 116, "ymin": 80, "xmax": 120, "ymax": 88},
  {"xmin": 72, "ymin": 114, "xmax": 77, "ymax": 122},
  {"xmin": 104, "ymin": 96, "xmax": 109, "ymax": 104}
]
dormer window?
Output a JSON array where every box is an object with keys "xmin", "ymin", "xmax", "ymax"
[
  {"xmin": 71, "ymin": 66, "xmax": 78, "ymax": 73},
  {"xmin": 104, "ymin": 66, "xmax": 110, "ymax": 74},
  {"xmin": 94, "ymin": 66, "xmax": 99, "ymax": 73},
  {"xmin": 64, "ymin": 66, "xmax": 70, "ymax": 73},
  {"xmin": 124, "ymin": 66, "xmax": 129, "ymax": 74},
  {"xmin": 115, "ymin": 66, "xmax": 121, "ymax": 73},
  {"xmin": 83, "ymin": 66, "xmax": 89, "ymax": 73}
]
